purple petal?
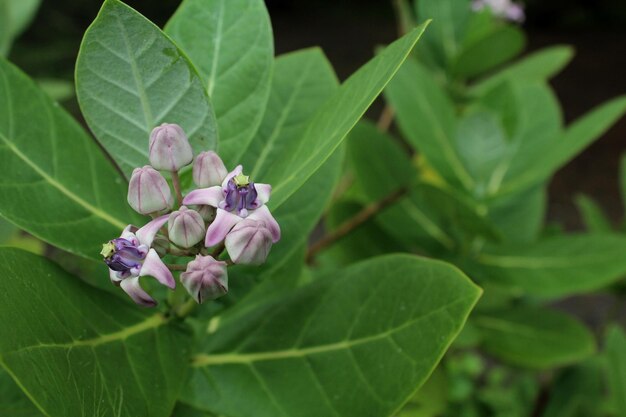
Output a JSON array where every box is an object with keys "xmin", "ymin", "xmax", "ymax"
[
  {"xmin": 248, "ymin": 205, "xmax": 281, "ymax": 243},
  {"xmin": 139, "ymin": 249, "xmax": 175, "ymax": 289},
  {"xmin": 205, "ymin": 208, "xmax": 242, "ymax": 247},
  {"xmin": 221, "ymin": 165, "xmax": 243, "ymax": 190},
  {"xmin": 120, "ymin": 276, "xmax": 157, "ymax": 307},
  {"xmin": 183, "ymin": 186, "xmax": 224, "ymax": 207},
  {"xmin": 136, "ymin": 215, "xmax": 169, "ymax": 247},
  {"xmin": 254, "ymin": 183, "xmax": 272, "ymax": 205}
]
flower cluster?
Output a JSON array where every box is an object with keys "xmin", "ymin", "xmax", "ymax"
[
  {"xmin": 101, "ymin": 123, "xmax": 281, "ymax": 307},
  {"xmin": 471, "ymin": 0, "xmax": 525, "ymax": 23}
]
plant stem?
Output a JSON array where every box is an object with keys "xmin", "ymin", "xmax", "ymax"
[
  {"xmin": 175, "ymin": 297, "xmax": 197, "ymax": 318},
  {"xmin": 211, "ymin": 242, "xmax": 225, "ymax": 258},
  {"xmin": 306, "ymin": 187, "xmax": 408, "ymax": 263},
  {"xmin": 171, "ymin": 170, "xmax": 183, "ymax": 206},
  {"xmin": 376, "ymin": 104, "xmax": 395, "ymax": 132},
  {"xmin": 166, "ymin": 263, "xmax": 187, "ymax": 271}
]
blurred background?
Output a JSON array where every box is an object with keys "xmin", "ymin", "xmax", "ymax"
[{"xmin": 7, "ymin": 0, "xmax": 626, "ymax": 230}]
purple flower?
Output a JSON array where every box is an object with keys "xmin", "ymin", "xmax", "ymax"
[
  {"xmin": 225, "ymin": 219, "xmax": 273, "ymax": 265},
  {"xmin": 180, "ymin": 255, "xmax": 228, "ymax": 303},
  {"xmin": 101, "ymin": 215, "xmax": 175, "ymax": 307},
  {"xmin": 471, "ymin": 0, "xmax": 525, "ymax": 23},
  {"xmin": 149, "ymin": 123, "xmax": 193, "ymax": 171},
  {"xmin": 182, "ymin": 165, "xmax": 280, "ymax": 247}
]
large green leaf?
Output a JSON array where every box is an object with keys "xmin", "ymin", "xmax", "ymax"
[
  {"xmin": 0, "ymin": 57, "xmax": 139, "ymax": 260},
  {"xmin": 0, "ymin": 0, "xmax": 41, "ymax": 56},
  {"xmin": 469, "ymin": 234, "xmax": 626, "ymax": 298},
  {"xmin": 165, "ymin": 0, "xmax": 273, "ymax": 166},
  {"xmin": 182, "ymin": 255, "xmax": 481, "ymax": 417},
  {"xmin": 487, "ymin": 185, "xmax": 546, "ymax": 243},
  {"xmin": 268, "ymin": 22, "xmax": 429, "ymax": 209},
  {"xmin": 475, "ymin": 307, "xmax": 595, "ymax": 368},
  {"xmin": 75, "ymin": 0, "xmax": 217, "ymax": 176},
  {"xmin": 470, "ymin": 46, "xmax": 574, "ymax": 96},
  {"xmin": 574, "ymin": 194, "xmax": 612, "ymax": 233},
  {"xmin": 0, "ymin": 369, "xmax": 42, "ymax": 417},
  {"xmin": 0, "ymin": 248, "xmax": 191, "ymax": 417},
  {"xmin": 606, "ymin": 326, "xmax": 626, "ymax": 417}
]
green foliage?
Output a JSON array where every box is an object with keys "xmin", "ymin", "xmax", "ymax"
[
  {"xmin": 76, "ymin": 0, "xmax": 218, "ymax": 176},
  {"xmin": 0, "ymin": 248, "xmax": 192, "ymax": 417},
  {"xmin": 574, "ymin": 194, "xmax": 612, "ymax": 233},
  {"xmin": 0, "ymin": 0, "xmax": 41, "ymax": 56},
  {"xmin": 475, "ymin": 307, "xmax": 595, "ymax": 368},
  {"xmin": 165, "ymin": 0, "xmax": 273, "ymax": 167},
  {"xmin": 0, "ymin": 57, "xmax": 140, "ymax": 260},
  {"xmin": 181, "ymin": 255, "xmax": 481, "ymax": 417},
  {"xmin": 606, "ymin": 326, "xmax": 626, "ymax": 416}
]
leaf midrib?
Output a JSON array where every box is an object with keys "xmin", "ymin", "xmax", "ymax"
[
  {"xmin": 0, "ymin": 132, "xmax": 126, "ymax": 229},
  {"xmin": 192, "ymin": 295, "xmax": 473, "ymax": 366}
]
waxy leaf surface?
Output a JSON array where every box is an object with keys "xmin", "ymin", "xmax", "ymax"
[
  {"xmin": 0, "ymin": 248, "xmax": 191, "ymax": 417},
  {"xmin": 268, "ymin": 22, "xmax": 429, "ymax": 209},
  {"xmin": 76, "ymin": 0, "xmax": 217, "ymax": 176},
  {"xmin": 166, "ymin": 0, "xmax": 273, "ymax": 167},
  {"xmin": 183, "ymin": 255, "xmax": 481, "ymax": 417},
  {"xmin": 0, "ymin": 57, "xmax": 139, "ymax": 260}
]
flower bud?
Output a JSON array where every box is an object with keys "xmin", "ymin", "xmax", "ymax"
[
  {"xmin": 149, "ymin": 123, "xmax": 193, "ymax": 171},
  {"xmin": 193, "ymin": 151, "xmax": 228, "ymax": 188},
  {"xmin": 180, "ymin": 255, "xmax": 228, "ymax": 303},
  {"xmin": 224, "ymin": 219, "xmax": 273, "ymax": 265},
  {"xmin": 193, "ymin": 204, "xmax": 216, "ymax": 222},
  {"xmin": 168, "ymin": 206, "xmax": 205, "ymax": 248},
  {"xmin": 128, "ymin": 166, "xmax": 174, "ymax": 214}
]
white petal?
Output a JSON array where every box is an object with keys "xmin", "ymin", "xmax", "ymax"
[
  {"xmin": 255, "ymin": 183, "xmax": 272, "ymax": 205},
  {"xmin": 120, "ymin": 276, "xmax": 157, "ymax": 307},
  {"xmin": 139, "ymin": 249, "xmax": 175, "ymax": 289},
  {"xmin": 136, "ymin": 215, "xmax": 169, "ymax": 247},
  {"xmin": 182, "ymin": 186, "xmax": 223, "ymax": 207},
  {"xmin": 205, "ymin": 209, "xmax": 242, "ymax": 247}
]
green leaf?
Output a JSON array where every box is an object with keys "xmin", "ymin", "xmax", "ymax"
[
  {"xmin": 541, "ymin": 359, "xmax": 605, "ymax": 417},
  {"xmin": 75, "ymin": 0, "xmax": 217, "ymax": 176},
  {"xmin": 268, "ymin": 22, "xmax": 429, "ymax": 209},
  {"xmin": 606, "ymin": 326, "xmax": 626, "ymax": 417},
  {"xmin": 574, "ymin": 194, "xmax": 612, "ymax": 233},
  {"xmin": 0, "ymin": 57, "xmax": 139, "ymax": 260},
  {"xmin": 396, "ymin": 369, "xmax": 448, "ymax": 417},
  {"xmin": 165, "ymin": 0, "xmax": 273, "ymax": 166},
  {"xmin": 384, "ymin": 58, "xmax": 473, "ymax": 190},
  {"xmin": 620, "ymin": 153, "xmax": 626, "ymax": 213},
  {"xmin": 183, "ymin": 255, "xmax": 481, "ymax": 417},
  {"xmin": 469, "ymin": 234, "xmax": 626, "ymax": 298},
  {"xmin": 499, "ymin": 96, "xmax": 626, "ymax": 196},
  {"xmin": 0, "ymin": 0, "xmax": 41, "ymax": 56},
  {"xmin": 0, "ymin": 248, "xmax": 192, "ymax": 417},
  {"xmin": 452, "ymin": 26, "xmax": 526, "ymax": 79},
  {"xmin": 487, "ymin": 185, "xmax": 546, "ymax": 243},
  {"xmin": 475, "ymin": 307, "xmax": 595, "ymax": 368},
  {"xmin": 470, "ymin": 46, "xmax": 574, "ymax": 96},
  {"xmin": 0, "ymin": 369, "xmax": 42, "ymax": 417}
]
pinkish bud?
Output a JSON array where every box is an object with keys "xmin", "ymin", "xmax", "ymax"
[
  {"xmin": 180, "ymin": 255, "xmax": 228, "ymax": 303},
  {"xmin": 127, "ymin": 166, "xmax": 173, "ymax": 215},
  {"xmin": 193, "ymin": 151, "xmax": 228, "ymax": 187},
  {"xmin": 168, "ymin": 206, "xmax": 205, "ymax": 248},
  {"xmin": 225, "ymin": 219, "xmax": 273, "ymax": 265},
  {"xmin": 149, "ymin": 123, "xmax": 193, "ymax": 171}
]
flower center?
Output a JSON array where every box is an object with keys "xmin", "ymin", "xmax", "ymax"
[
  {"xmin": 222, "ymin": 173, "xmax": 260, "ymax": 217},
  {"xmin": 102, "ymin": 237, "xmax": 147, "ymax": 274}
]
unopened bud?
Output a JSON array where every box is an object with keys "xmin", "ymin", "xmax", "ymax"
[
  {"xmin": 168, "ymin": 206, "xmax": 205, "ymax": 248},
  {"xmin": 127, "ymin": 166, "xmax": 173, "ymax": 214},
  {"xmin": 193, "ymin": 151, "xmax": 228, "ymax": 188},
  {"xmin": 225, "ymin": 219, "xmax": 273, "ymax": 265},
  {"xmin": 180, "ymin": 255, "xmax": 228, "ymax": 303},
  {"xmin": 149, "ymin": 123, "xmax": 193, "ymax": 171}
]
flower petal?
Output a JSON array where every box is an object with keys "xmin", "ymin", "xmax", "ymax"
[
  {"xmin": 120, "ymin": 276, "xmax": 157, "ymax": 307},
  {"xmin": 205, "ymin": 208, "xmax": 242, "ymax": 247},
  {"xmin": 139, "ymin": 249, "xmax": 175, "ymax": 289},
  {"xmin": 248, "ymin": 205, "xmax": 281, "ymax": 243},
  {"xmin": 136, "ymin": 215, "xmax": 169, "ymax": 247},
  {"xmin": 182, "ymin": 186, "xmax": 223, "ymax": 207},
  {"xmin": 221, "ymin": 165, "xmax": 243, "ymax": 189},
  {"xmin": 255, "ymin": 183, "xmax": 272, "ymax": 205},
  {"xmin": 109, "ymin": 269, "xmax": 123, "ymax": 284}
]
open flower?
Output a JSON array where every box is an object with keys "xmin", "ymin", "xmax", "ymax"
[
  {"xmin": 101, "ymin": 215, "xmax": 175, "ymax": 307},
  {"xmin": 183, "ymin": 165, "xmax": 280, "ymax": 247},
  {"xmin": 471, "ymin": 0, "xmax": 525, "ymax": 22}
]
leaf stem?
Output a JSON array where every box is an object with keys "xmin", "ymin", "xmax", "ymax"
[
  {"xmin": 306, "ymin": 187, "xmax": 408, "ymax": 264},
  {"xmin": 376, "ymin": 104, "xmax": 395, "ymax": 132},
  {"xmin": 166, "ymin": 263, "xmax": 187, "ymax": 271},
  {"xmin": 171, "ymin": 170, "xmax": 183, "ymax": 206},
  {"xmin": 175, "ymin": 297, "xmax": 198, "ymax": 318}
]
